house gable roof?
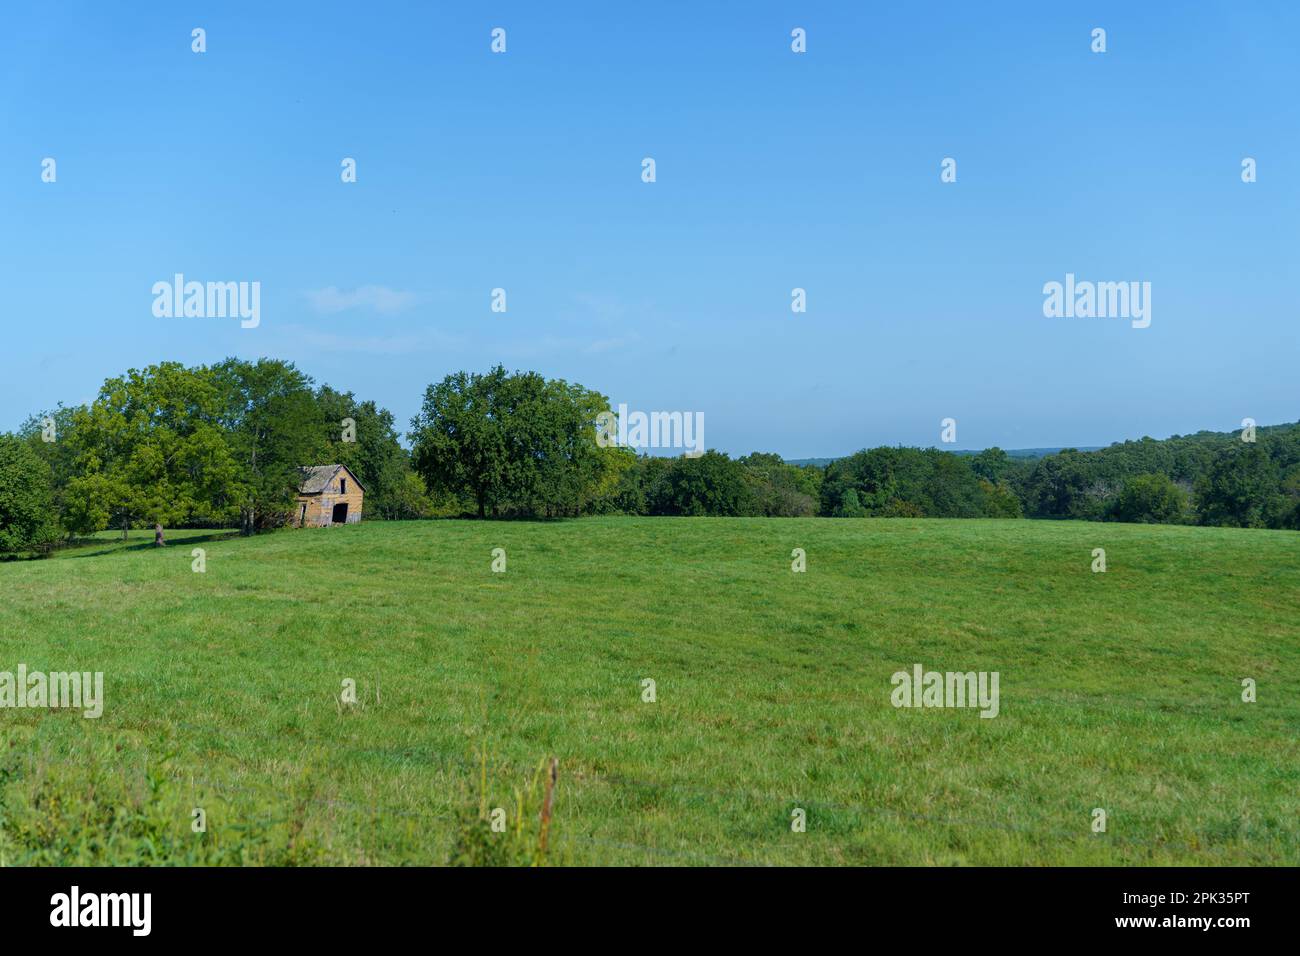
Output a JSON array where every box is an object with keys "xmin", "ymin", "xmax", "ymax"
[{"xmin": 297, "ymin": 463, "xmax": 365, "ymax": 495}]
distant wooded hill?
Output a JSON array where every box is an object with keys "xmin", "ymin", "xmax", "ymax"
[
  {"xmin": 787, "ymin": 447, "xmax": 1103, "ymax": 467},
  {"xmin": 792, "ymin": 423, "xmax": 1298, "ymax": 527}
]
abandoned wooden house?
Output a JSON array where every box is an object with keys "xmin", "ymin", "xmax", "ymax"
[{"xmin": 295, "ymin": 464, "xmax": 364, "ymax": 527}]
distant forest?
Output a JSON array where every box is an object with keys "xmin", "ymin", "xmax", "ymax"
[
  {"xmin": 804, "ymin": 427, "xmax": 1299, "ymax": 528},
  {"xmin": 605, "ymin": 425, "xmax": 1299, "ymax": 529},
  {"xmin": 787, "ymin": 447, "xmax": 1104, "ymax": 468},
  {"xmin": 1, "ymin": 360, "xmax": 1296, "ymax": 554}
]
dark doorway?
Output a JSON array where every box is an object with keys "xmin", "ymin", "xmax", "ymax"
[{"xmin": 332, "ymin": 503, "xmax": 348, "ymax": 524}]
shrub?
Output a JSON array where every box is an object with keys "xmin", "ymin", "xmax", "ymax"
[{"xmin": 1109, "ymin": 473, "xmax": 1187, "ymax": 524}]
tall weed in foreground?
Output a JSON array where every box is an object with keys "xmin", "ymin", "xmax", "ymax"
[{"xmin": 448, "ymin": 749, "xmax": 561, "ymax": 867}]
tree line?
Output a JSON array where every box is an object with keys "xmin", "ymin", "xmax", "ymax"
[
  {"xmin": 1, "ymin": 359, "xmax": 1296, "ymax": 553},
  {"xmin": 590, "ymin": 425, "xmax": 1300, "ymax": 529},
  {"xmin": 816, "ymin": 427, "xmax": 1300, "ymax": 529},
  {"xmin": 2, "ymin": 359, "xmax": 427, "ymax": 551}
]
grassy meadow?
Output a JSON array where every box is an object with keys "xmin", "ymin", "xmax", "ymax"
[{"xmin": 2, "ymin": 517, "xmax": 1297, "ymax": 865}]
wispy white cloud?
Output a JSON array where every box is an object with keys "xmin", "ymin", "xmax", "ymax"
[
  {"xmin": 495, "ymin": 332, "xmax": 641, "ymax": 360},
  {"xmin": 572, "ymin": 292, "xmax": 630, "ymax": 322},
  {"xmin": 584, "ymin": 334, "xmax": 639, "ymax": 354},
  {"xmin": 285, "ymin": 325, "xmax": 463, "ymax": 355},
  {"xmin": 304, "ymin": 285, "xmax": 418, "ymax": 314}
]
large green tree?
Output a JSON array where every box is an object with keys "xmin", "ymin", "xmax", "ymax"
[
  {"xmin": 0, "ymin": 435, "xmax": 60, "ymax": 552},
  {"xmin": 1194, "ymin": 443, "xmax": 1279, "ymax": 528},
  {"xmin": 647, "ymin": 451, "xmax": 755, "ymax": 516},
  {"xmin": 19, "ymin": 404, "xmax": 82, "ymax": 534},
  {"xmin": 63, "ymin": 363, "xmax": 241, "ymax": 536},
  {"xmin": 737, "ymin": 452, "xmax": 819, "ymax": 516},
  {"xmin": 212, "ymin": 358, "xmax": 328, "ymax": 533},
  {"xmin": 314, "ymin": 384, "xmax": 417, "ymax": 519},
  {"xmin": 409, "ymin": 367, "xmax": 511, "ymax": 518},
  {"xmin": 408, "ymin": 366, "xmax": 615, "ymax": 518},
  {"xmin": 818, "ymin": 446, "xmax": 990, "ymax": 518}
]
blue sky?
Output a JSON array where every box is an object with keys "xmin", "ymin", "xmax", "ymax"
[{"xmin": 2, "ymin": 1, "xmax": 1296, "ymax": 457}]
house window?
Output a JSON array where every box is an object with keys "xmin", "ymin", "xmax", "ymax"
[
  {"xmin": 340, "ymin": 478, "xmax": 347, "ymax": 494},
  {"xmin": 300, "ymin": 503, "xmax": 307, "ymax": 525}
]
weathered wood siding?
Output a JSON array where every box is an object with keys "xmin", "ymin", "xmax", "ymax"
[{"xmin": 295, "ymin": 466, "xmax": 364, "ymax": 527}]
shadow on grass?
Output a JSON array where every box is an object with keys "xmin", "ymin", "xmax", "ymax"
[{"xmin": 56, "ymin": 530, "xmax": 244, "ymax": 560}]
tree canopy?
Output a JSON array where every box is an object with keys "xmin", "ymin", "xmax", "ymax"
[
  {"xmin": 408, "ymin": 366, "xmax": 617, "ymax": 518},
  {"xmin": 3, "ymin": 359, "xmax": 1297, "ymax": 542},
  {"xmin": 0, "ymin": 435, "xmax": 60, "ymax": 553}
]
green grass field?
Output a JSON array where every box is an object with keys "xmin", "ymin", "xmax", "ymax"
[{"xmin": 2, "ymin": 518, "xmax": 1297, "ymax": 865}]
